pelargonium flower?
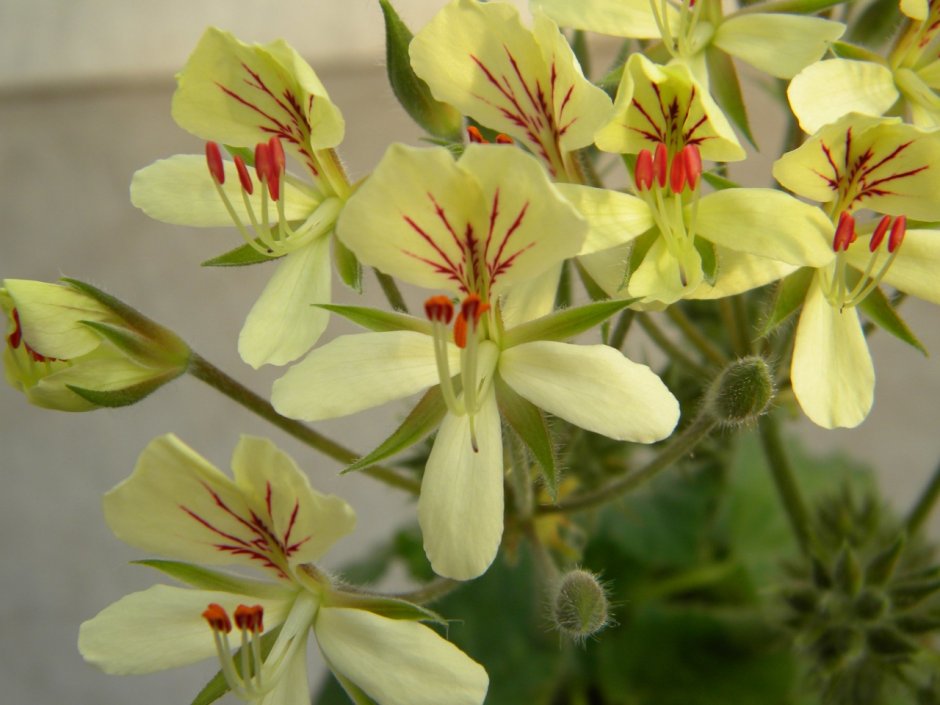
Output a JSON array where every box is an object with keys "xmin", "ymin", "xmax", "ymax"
[
  {"xmin": 409, "ymin": 0, "xmax": 612, "ymax": 181},
  {"xmin": 131, "ymin": 27, "xmax": 352, "ymax": 368},
  {"xmin": 272, "ymin": 143, "xmax": 680, "ymax": 580},
  {"xmin": 78, "ymin": 434, "xmax": 488, "ymax": 705},
  {"xmin": 772, "ymin": 113, "xmax": 940, "ymax": 428}
]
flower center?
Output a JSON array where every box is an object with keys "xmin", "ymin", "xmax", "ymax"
[
  {"xmin": 825, "ymin": 210, "xmax": 907, "ymax": 309},
  {"xmin": 649, "ymin": 0, "xmax": 714, "ymax": 60},
  {"xmin": 203, "ymin": 603, "xmax": 267, "ymax": 701}
]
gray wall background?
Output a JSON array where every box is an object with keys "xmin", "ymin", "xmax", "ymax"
[{"xmin": 1, "ymin": 1, "xmax": 938, "ymax": 704}]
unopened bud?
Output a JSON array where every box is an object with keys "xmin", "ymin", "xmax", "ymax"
[
  {"xmin": 552, "ymin": 569, "xmax": 609, "ymax": 641},
  {"xmin": 706, "ymin": 356, "xmax": 775, "ymax": 425}
]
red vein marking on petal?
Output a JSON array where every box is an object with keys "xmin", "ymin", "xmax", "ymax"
[
  {"xmin": 489, "ymin": 201, "xmax": 532, "ymax": 282},
  {"xmin": 402, "ymin": 215, "xmax": 466, "ymax": 287},
  {"xmin": 483, "ymin": 188, "xmax": 500, "ymax": 266},
  {"xmin": 428, "ymin": 193, "xmax": 463, "ymax": 252}
]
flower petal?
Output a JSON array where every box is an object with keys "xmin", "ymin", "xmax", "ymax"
[
  {"xmin": 845, "ymin": 228, "xmax": 940, "ymax": 306},
  {"xmin": 791, "ymin": 273, "xmax": 874, "ymax": 429},
  {"xmin": 131, "ymin": 155, "xmax": 320, "ymax": 227},
  {"xmin": 230, "ymin": 436, "xmax": 356, "ymax": 565},
  {"xmin": 554, "ymin": 183, "xmax": 654, "ymax": 255},
  {"xmin": 78, "ymin": 584, "xmax": 293, "ymax": 675},
  {"xmin": 900, "ymin": 0, "xmax": 929, "ymax": 20},
  {"xmin": 531, "ymin": 0, "xmax": 674, "ymax": 39},
  {"xmin": 688, "ymin": 248, "xmax": 798, "ymax": 300},
  {"xmin": 693, "ymin": 188, "xmax": 834, "ymax": 267},
  {"xmin": 500, "ymin": 340, "xmax": 679, "ymax": 442},
  {"xmin": 419, "ymin": 392, "xmax": 503, "ymax": 580},
  {"xmin": 714, "ymin": 14, "xmax": 844, "ymax": 79},
  {"xmin": 628, "ymin": 235, "xmax": 703, "ymax": 304},
  {"xmin": 316, "ymin": 607, "xmax": 488, "ymax": 705},
  {"xmin": 272, "ymin": 331, "xmax": 454, "ymax": 421},
  {"xmin": 238, "ymin": 234, "xmax": 332, "ymax": 368},
  {"xmin": 787, "ymin": 60, "xmax": 899, "ymax": 134},
  {"xmin": 260, "ymin": 635, "xmax": 311, "ymax": 705}
]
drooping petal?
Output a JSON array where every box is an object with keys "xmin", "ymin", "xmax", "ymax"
[
  {"xmin": 714, "ymin": 14, "xmax": 844, "ymax": 79},
  {"xmin": 272, "ymin": 330, "xmax": 454, "ymax": 421},
  {"xmin": 900, "ymin": 0, "xmax": 929, "ymax": 20},
  {"xmin": 845, "ymin": 228, "xmax": 940, "ymax": 306},
  {"xmin": 131, "ymin": 155, "xmax": 320, "ymax": 227},
  {"xmin": 531, "ymin": 0, "xmax": 674, "ymax": 39},
  {"xmin": 554, "ymin": 183, "xmax": 654, "ymax": 255},
  {"xmin": 499, "ymin": 340, "xmax": 679, "ymax": 442},
  {"xmin": 78, "ymin": 584, "xmax": 294, "ymax": 675},
  {"xmin": 230, "ymin": 436, "xmax": 356, "ymax": 565},
  {"xmin": 419, "ymin": 391, "xmax": 503, "ymax": 580},
  {"xmin": 171, "ymin": 28, "xmax": 344, "ymax": 170},
  {"xmin": 596, "ymin": 54, "xmax": 745, "ymax": 162},
  {"xmin": 791, "ymin": 273, "xmax": 874, "ymax": 429},
  {"xmin": 693, "ymin": 188, "xmax": 834, "ymax": 267},
  {"xmin": 238, "ymin": 233, "xmax": 332, "ymax": 369},
  {"xmin": 336, "ymin": 144, "xmax": 584, "ymax": 295},
  {"xmin": 786, "ymin": 60, "xmax": 899, "ymax": 135},
  {"xmin": 316, "ymin": 607, "xmax": 488, "ymax": 705}
]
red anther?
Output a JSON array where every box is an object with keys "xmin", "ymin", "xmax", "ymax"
[
  {"xmin": 233, "ymin": 156, "xmax": 254, "ymax": 195},
  {"xmin": 206, "ymin": 142, "xmax": 225, "ymax": 185},
  {"xmin": 460, "ymin": 294, "xmax": 490, "ymax": 325},
  {"xmin": 234, "ymin": 604, "xmax": 264, "ymax": 634},
  {"xmin": 424, "ymin": 295, "xmax": 454, "ymax": 324},
  {"xmin": 7, "ymin": 308, "xmax": 22, "ymax": 349},
  {"xmin": 653, "ymin": 143, "xmax": 668, "ymax": 189},
  {"xmin": 833, "ymin": 211, "xmax": 856, "ymax": 252},
  {"xmin": 467, "ymin": 126, "xmax": 487, "ymax": 144},
  {"xmin": 255, "ymin": 142, "xmax": 272, "ymax": 183},
  {"xmin": 495, "ymin": 134, "xmax": 514, "ymax": 144},
  {"xmin": 888, "ymin": 214, "xmax": 906, "ymax": 253},
  {"xmin": 268, "ymin": 137, "xmax": 285, "ymax": 176},
  {"xmin": 669, "ymin": 151, "xmax": 687, "ymax": 193},
  {"xmin": 683, "ymin": 145, "xmax": 702, "ymax": 190},
  {"xmin": 454, "ymin": 313, "xmax": 468, "ymax": 349},
  {"xmin": 202, "ymin": 603, "xmax": 232, "ymax": 633},
  {"xmin": 634, "ymin": 149, "xmax": 654, "ymax": 192},
  {"xmin": 869, "ymin": 215, "xmax": 891, "ymax": 252}
]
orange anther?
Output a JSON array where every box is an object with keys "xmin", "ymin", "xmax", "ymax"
[
  {"xmin": 268, "ymin": 137, "xmax": 285, "ymax": 175},
  {"xmin": 254, "ymin": 142, "xmax": 280, "ymax": 201},
  {"xmin": 888, "ymin": 215, "xmax": 906, "ymax": 253},
  {"xmin": 206, "ymin": 142, "xmax": 225, "ymax": 185},
  {"xmin": 669, "ymin": 151, "xmax": 687, "ymax": 193},
  {"xmin": 467, "ymin": 126, "xmax": 487, "ymax": 144},
  {"xmin": 495, "ymin": 134, "xmax": 514, "ymax": 144},
  {"xmin": 460, "ymin": 294, "xmax": 490, "ymax": 325},
  {"xmin": 869, "ymin": 215, "xmax": 891, "ymax": 252},
  {"xmin": 202, "ymin": 603, "xmax": 232, "ymax": 633},
  {"xmin": 653, "ymin": 143, "xmax": 668, "ymax": 189},
  {"xmin": 234, "ymin": 155, "xmax": 254, "ymax": 195},
  {"xmin": 833, "ymin": 211, "xmax": 856, "ymax": 252},
  {"xmin": 683, "ymin": 144, "xmax": 702, "ymax": 191},
  {"xmin": 234, "ymin": 604, "xmax": 264, "ymax": 634},
  {"xmin": 424, "ymin": 295, "xmax": 454, "ymax": 324},
  {"xmin": 634, "ymin": 149, "xmax": 654, "ymax": 192}
]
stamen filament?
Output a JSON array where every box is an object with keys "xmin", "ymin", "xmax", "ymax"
[{"xmin": 211, "ymin": 180, "xmax": 267, "ymax": 254}]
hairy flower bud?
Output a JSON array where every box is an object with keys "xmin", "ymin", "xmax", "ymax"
[
  {"xmin": 552, "ymin": 569, "xmax": 609, "ymax": 642},
  {"xmin": 706, "ymin": 356, "xmax": 775, "ymax": 426}
]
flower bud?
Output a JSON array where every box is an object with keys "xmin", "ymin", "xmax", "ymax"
[
  {"xmin": 552, "ymin": 569, "xmax": 609, "ymax": 642},
  {"xmin": 705, "ymin": 356, "xmax": 774, "ymax": 426}
]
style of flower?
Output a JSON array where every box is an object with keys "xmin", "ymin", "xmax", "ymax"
[
  {"xmin": 772, "ymin": 113, "xmax": 940, "ymax": 429},
  {"xmin": 787, "ymin": 2, "xmax": 940, "ymax": 132},
  {"xmin": 409, "ymin": 0, "xmax": 612, "ymax": 182},
  {"xmin": 271, "ymin": 143, "xmax": 680, "ymax": 580},
  {"xmin": 131, "ymin": 27, "xmax": 352, "ymax": 368},
  {"xmin": 530, "ymin": 0, "xmax": 844, "ymax": 85},
  {"xmin": 573, "ymin": 54, "xmax": 834, "ymax": 305},
  {"xmin": 78, "ymin": 434, "xmax": 488, "ymax": 705},
  {"xmin": 2, "ymin": 278, "xmax": 188, "ymax": 411}
]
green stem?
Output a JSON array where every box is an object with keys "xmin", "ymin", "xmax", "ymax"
[
  {"xmin": 522, "ymin": 520, "xmax": 561, "ymax": 582},
  {"xmin": 639, "ymin": 560, "xmax": 738, "ymax": 601},
  {"xmin": 373, "ymin": 268, "xmax": 409, "ymax": 313},
  {"xmin": 187, "ymin": 353, "xmax": 420, "ymax": 495},
  {"xmin": 539, "ymin": 412, "xmax": 717, "ymax": 515},
  {"xmin": 720, "ymin": 297, "xmax": 750, "ymax": 357},
  {"xmin": 906, "ymin": 459, "xmax": 940, "ymax": 536},
  {"xmin": 390, "ymin": 577, "xmax": 460, "ymax": 605},
  {"xmin": 508, "ymin": 431, "xmax": 534, "ymax": 520},
  {"xmin": 608, "ymin": 309, "xmax": 635, "ymax": 351},
  {"xmin": 666, "ymin": 305, "xmax": 728, "ymax": 367},
  {"xmin": 638, "ymin": 314, "xmax": 710, "ymax": 378},
  {"xmin": 758, "ymin": 413, "xmax": 812, "ymax": 554}
]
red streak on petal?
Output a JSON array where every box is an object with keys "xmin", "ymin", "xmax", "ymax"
[{"xmin": 7, "ymin": 308, "xmax": 22, "ymax": 349}]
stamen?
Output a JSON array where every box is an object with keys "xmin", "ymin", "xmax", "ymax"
[
  {"xmin": 833, "ymin": 211, "xmax": 856, "ymax": 252},
  {"xmin": 869, "ymin": 215, "xmax": 891, "ymax": 252},
  {"xmin": 203, "ymin": 603, "xmax": 268, "ymax": 700},
  {"xmin": 205, "ymin": 142, "xmax": 225, "ymax": 185},
  {"xmin": 202, "ymin": 603, "xmax": 232, "ymax": 634},
  {"xmin": 495, "ymin": 134, "xmax": 514, "ymax": 144},
  {"xmin": 669, "ymin": 151, "xmax": 687, "ymax": 193},
  {"xmin": 234, "ymin": 155, "xmax": 254, "ymax": 195},
  {"xmin": 888, "ymin": 215, "xmax": 906, "ymax": 253},
  {"xmin": 653, "ymin": 143, "xmax": 669, "ymax": 189},
  {"xmin": 635, "ymin": 149, "xmax": 654, "ymax": 192},
  {"xmin": 682, "ymin": 144, "xmax": 702, "ymax": 190},
  {"xmin": 424, "ymin": 295, "xmax": 454, "ymax": 324},
  {"xmin": 234, "ymin": 604, "xmax": 264, "ymax": 634},
  {"xmin": 425, "ymin": 295, "xmax": 462, "ymax": 417},
  {"xmin": 467, "ymin": 126, "xmax": 487, "ymax": 143}
]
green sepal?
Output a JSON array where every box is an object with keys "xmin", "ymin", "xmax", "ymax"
[
  {"xmin": 317, "ymin": 304, "xmax": 432, "ymax": 335},
  {"xmin": 201, "ymin": 242, "xmax": 279, "ymax": 267},
  {"xmin": 830, "ymin": 41, "xmax": 887, "ymax": 64},
  {"xmin": 133, "ymin": 559, "xmax": 291, "ymax": 599},
  {"xmin": 66, "ymin": 368, "xmax": 182, "ymax": 408},
  {"xmin": 326, "ymin": 590, "xmax": 446, "ymax": 625},
  {"xmin": 700, "ymin": 171, "xmax": 741, "ymax": 191},
  {"xmin": 706, "ymin": 46, "xmax": 756, "ymax": 149},
  {"xmin": 890, "ymin": 578, "xmax": 940, "ymax": 610},
  {"xmin": 759, "ymin": 267, "xmax": 814, "ymax": 337},
  {"xmin": 333, "ymin": 236, "xmax": 363, "ymax": 293},
  {"xmin": 495, "ymin": 375, "xmax": 557, "ymax": 501},
  {"xmin": 190, "ymin": 626, "xmax": 282, "ymax": 705},
  {"xmin": 503, "ymin": 299, "xmax": 636, "ymax": 348},
  {"xmin": 694, "ymin": 238, "xmax": 718, "ymax": 286},
  {"xmin": 342, "ymin": 385, "xmax": 447, "ymax": 474},
  {"xmin": 845, "ymin": 0, "xmax": 902, "ymax": 49},
  {"xmin": 379, "ymin": 0, "xmax": 462, "ymax": 141},
  {"xmin": 61, "ymin": 277, "xmax": 162, "ymax": 340},
  {"xmin": 833, "ymin": 544, "xmax": 862, "ymax": 596},
  {"xmin": 224, "ymin": 144, "xmax": 254, "ymax": 166},
  {"xmin": 329, "ymin": 667, "xmax": 381, "ymax": 705},
  {"xmin": 865, "ymin": 535, "xmax": 906, "ymax": 586},
  {"xmin": 79, "ymin": 320, "xmax": 183, "ymax": 368},
  {"xmin": 571, "ymin": 30, "xmax": 591, "ymax": 79},
  {"xmin": 859, "ymin": 286, "xmax": 927, "ymax": 355},
  {"xmin": 738, "ymin": 0, "xmax": 845, "ymax": 14}
]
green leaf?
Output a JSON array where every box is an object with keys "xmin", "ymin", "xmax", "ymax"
[
  {"xmin": 701, "ymin": 171, "xmax": 741, "ymax": 191},
  {"xmin": 706, "ymin": 46, "xmax": 756, "ymax": 149},
  {"xmin": 571, "ymin": 30, "xmax": 591, "ymax": 78},
  {"xmin": 738, "ymin": 0, "xmax": 845, "ymax": 14},
  {"xmin": 859, "ymin": 285, "xmax": 927, "ymax": 355},
  {"xmin": 326, "ymin": 591, "xmax": 446, "ymax": 625},
  {"xmin": 503, "ymin": 299, "xmax": 636, "ymax": 348},
  {"xmin": 190, "ymin": 626, "xmax": 281, "ymax": 705},
  {"xmin": 317, "ymin": 304, "xmax": 431, "ymax": 335},
  {"xmin": 830, "ymin": 40, "xmax": 890, "ymax": 63},
  {"xmin": 134, "ymin": 559, "xmax": 290, "ymax": 599},
  {"xmin": 495, "ymin": 375, "xmax": 557, "ymax": 500},
  {"xmin": 694, "ymin": 238, "xmax": 718, "ymax": 286},
  {"xmin": 758, "ymin": 267, "xmax": 814, "ymax": 337},
  {"xmin": 200, "ymin": 241, "xmax": 278, "ymax": 267},
  {"xmin": 67, "ymin": 369, "xmax": 181, "ymax": 408},
  {"xmin": 846, "ymin": 0, "xmax": 903, "ymax": 49},
  {"xmin": 378, "ymin": 0, "xmax": 462, "ymax": 141},
  {"xmin": 79, "ymin": 320, "xmax": 166, "ymax": 366},
  {"xmin": 333, "ymin": 235, "xmax": 363, "ymax": 292},
  {"xmin": 60, "ymin": 277, "xmax": 156, "ymax": 334},
  {"xmin": 342, "ymin": 385, "xmax": 447, "ymax": 473},
  {"xmin": 320, "ymin": 667, "xmax": 382, "ymax": 705}
]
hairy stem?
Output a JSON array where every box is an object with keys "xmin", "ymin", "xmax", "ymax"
[
  {"xmin": 758, "ymin": 413, "xmax": 812, "ymax": 554},
  {"xmin": 639, "ymin": 313, "xmax": 710, "ymax": 378}
]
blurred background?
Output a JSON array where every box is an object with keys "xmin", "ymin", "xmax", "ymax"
[{"xmin": 1, "ymin": 1, "xmax": 937, "ymax": 703}]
